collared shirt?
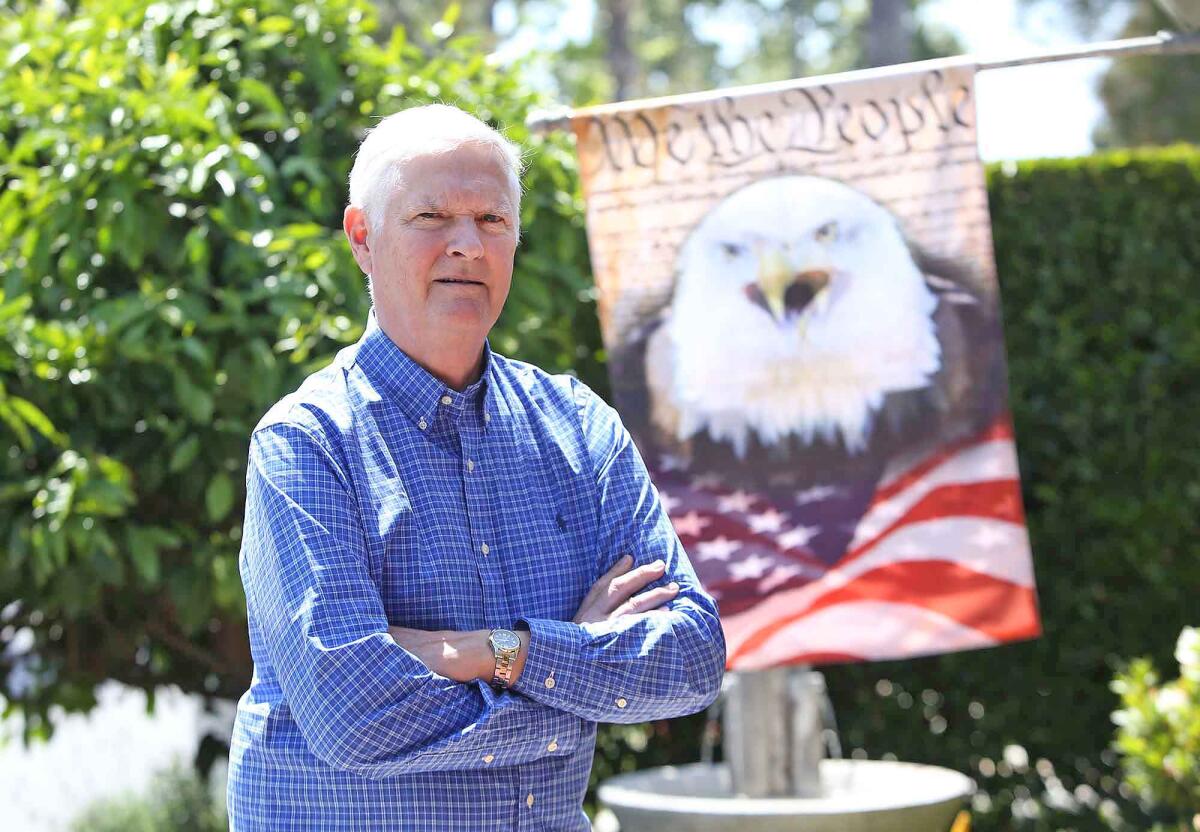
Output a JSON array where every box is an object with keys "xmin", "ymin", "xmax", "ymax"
[{"xmin": 226, "ymin": 311, "xmax": 725, "ymax": 831}]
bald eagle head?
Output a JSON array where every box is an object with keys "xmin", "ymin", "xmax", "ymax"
[{"xmin": 648, "ymin": 175, "xmax": 942, "ymax": 456}]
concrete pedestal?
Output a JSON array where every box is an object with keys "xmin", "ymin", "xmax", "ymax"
[{"xmin": 598, "ymin": 759, "xmax": 973, "ymax": 832}]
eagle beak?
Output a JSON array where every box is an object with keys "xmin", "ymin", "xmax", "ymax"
[{"xmin": 752, "ymin": 249, "xmax": 832, "ymax": 323}]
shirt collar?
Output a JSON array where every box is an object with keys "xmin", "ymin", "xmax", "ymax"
[{"xmin": 354, "ymin": 309, "xmax": 495, "ymax": 432}]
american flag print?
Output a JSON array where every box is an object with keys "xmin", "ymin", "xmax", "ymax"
[
  {"xmin": 649, "ymin": 415, "xmax": 1040, "ymax": 670},
  {"xmin": 572, "ymin": 59, "xmax": 1043, "ymax": 669}
]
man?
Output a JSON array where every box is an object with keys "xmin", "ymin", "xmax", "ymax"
[{"xmin": 226, "ymin": 104, "xmax": 726, "ymax": 831}]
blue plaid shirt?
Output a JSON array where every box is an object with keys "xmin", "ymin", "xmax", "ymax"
[{"xmin": 226, "ymin": 311, "xmax": 725, "ymax": 831}]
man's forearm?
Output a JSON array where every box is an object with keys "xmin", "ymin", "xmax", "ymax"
[
  {"xmin": 513, "ymin": 598, "xmax": 726, "ymax": 724},
  {"xmin": 388, "ymin": 627, "xmax": 531, "ymax": 687}
]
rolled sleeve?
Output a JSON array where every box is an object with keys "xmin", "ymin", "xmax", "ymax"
[
  {"xmin": 511, "ymin": 381, "xmax": 726, "ymax": 722},
  {"xmin": 242, "ymin": 423, "xmax": 583, "ymax": 778}
]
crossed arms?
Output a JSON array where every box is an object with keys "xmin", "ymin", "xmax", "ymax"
[
  {"xmin": 387, "ymin": 553, "xmax": 684, "ymax": 687},
  {"xmin": 240, "ymin": 385, "xmax": 725, "ymax": 780}
]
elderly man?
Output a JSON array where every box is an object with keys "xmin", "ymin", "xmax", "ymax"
[{"xmin": 226, "ymin": 104, "xmax": 725, "ymax": 830}]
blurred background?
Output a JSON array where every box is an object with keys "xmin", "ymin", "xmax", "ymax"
[{"xmin": 1, "ymin": 0, "xmax": 1197, "ymax": 830}]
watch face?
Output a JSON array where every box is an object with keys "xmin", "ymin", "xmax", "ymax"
[{"xmin": 490, "ymin": 629, "xmax": 521, "ymax": 652}]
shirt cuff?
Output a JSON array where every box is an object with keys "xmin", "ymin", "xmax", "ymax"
[
  {"xmin": 469, "ymin": 680, "xmax": 583, "ymax": 767},
  {"xmin": 513, "ymin": 617, "xmax": 637, "ymax": 718}
]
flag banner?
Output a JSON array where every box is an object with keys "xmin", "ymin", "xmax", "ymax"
[{"xmin": 571, "ymin": 58, "xmax": 1041, "ymax": 670}]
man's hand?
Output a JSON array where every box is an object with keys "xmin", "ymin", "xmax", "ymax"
[{"xmin": 572, "ymin": 555, "xmax": 679, "ymax": 625}]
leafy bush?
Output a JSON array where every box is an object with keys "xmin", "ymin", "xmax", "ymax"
[
  {"xmin": 819, "ymin": 147, "xmax": 1200, "ymax": 832},
  {"xmin": 67, "ymin": 764, "xmax": 226, "ymax": 832},
  {"xmin": 1111, "ymin": 626, "xmax": 1200, "ymax": 828},
  {"xmin": 0, "ymin": 0, "xmax": 599, "ymax": 735}
]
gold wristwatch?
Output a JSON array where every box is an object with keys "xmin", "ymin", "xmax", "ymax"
[{"xmin": 488, "ymin": 628, "xmax": 521, "ymax": 688}]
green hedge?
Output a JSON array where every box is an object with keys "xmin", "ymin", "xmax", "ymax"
[{"xmin": 816, "ymin": 147, "xmax": 1200, "ymax": 831}]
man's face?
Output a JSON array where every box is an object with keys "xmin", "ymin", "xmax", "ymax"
[{"xmin": 351, "ymin": 144, "xmax": 518, "ymax": 347}]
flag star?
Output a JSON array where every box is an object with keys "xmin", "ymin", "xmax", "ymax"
[
  {"xmin": 729, "ymin": 554, "xmax": 774, "ymax": 581},
  {"xmin": 690, "ymin": 473, "xmax": 723, "ymax": 490},
  {"xmin": 658, "ymin": 491, "xmax": 682, "ymax": 514},
  {"xmin": 717, "ymin": 490, "xmax": 757, "ymax": 514},
  {"xmin": 759, "ymin": 564, "xmax": 805, "ymax": 593},
  {"xmin": 658, "ymin": 454, "xmax": 688, "ymax": 472},
  {"xmin": 747, "ymin": 508, "xmax": 786, "ymax": 534},
  {"xmin": 696, "ymin": 536, "xmax": 741, "ymax": 561},
  {"xmin": 795, "ymin": 484, "xmax": 843, "ymax": 505},
  {"xmin": 672, "ymin": 511, "xmax": 712, "ymax": 538},
  {"xmin": 777, "ymin": 524, "xmax": 820, "ymax": 550}
]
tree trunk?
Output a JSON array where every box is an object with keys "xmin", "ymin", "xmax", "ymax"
[
  {"xmin": 603, "ymin": 0, "xmax": 637, "ymax": 101},
  {"xmin": 866, "ymin": 0, "xmax": 912, "ymax": 68}
]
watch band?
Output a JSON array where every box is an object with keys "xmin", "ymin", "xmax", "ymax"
[
  {"xmin": 488, "ymin": 629, "xmax": 521, "ymax": 688},
  {"xmin": 492, "ymin": 649, "xmax": 517, "ymax": 688}
]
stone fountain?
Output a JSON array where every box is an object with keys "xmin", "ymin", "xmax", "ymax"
[{"xmin": 598, "ymin": 666, "xmax": 974, "ymax": 832}]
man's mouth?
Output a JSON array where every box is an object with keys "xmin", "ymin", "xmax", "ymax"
[{"xmin": 434, "ymin": 278, "xmax": 485, "ymax": 286}]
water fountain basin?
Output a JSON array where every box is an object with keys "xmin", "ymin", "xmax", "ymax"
[{"xmin": 599, "ymin": 759, "xmax": 974, "ymax": 832}]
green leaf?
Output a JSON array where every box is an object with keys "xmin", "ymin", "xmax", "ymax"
[
  {"xmin": 173, "ymin": 370, "xmax": 214, "ymax": 423},
  {"xmin": 168, "ymin": 435, "xmax": 202, "ymax": 473},
  {"xmin": 205, "ymin": 472, "xmax": 234, "ymax": 522},
  {"xmin": 258, "ymin": 15, "xmax": 294, "ymax": 34},
  {"xmin": 126, "ymin": 526, "xmax": 161, "ymax": 585},
  {"xmin": 7, "ymin": 396, "xmax": 63, "ymax": 444}
]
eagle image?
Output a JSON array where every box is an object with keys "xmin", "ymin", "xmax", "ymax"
[{"xmin": 611, "ymin": 174, "xmax": 1008, "ymax": 569}]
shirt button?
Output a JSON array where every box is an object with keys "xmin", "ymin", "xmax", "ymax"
[
  {"xmin": 417, "ymin": 417, "xmax": 428, "ymax": 430},
  {"xmin": 482, "ymin": 753, "xmax": 494, "ymax": 764},
  {"xmin": 466, "ymin": 459, "xmax": 475, "ymax": 472},
  {"xmin": 484, "ymin": 412, "xmax": 491, "ymax": 422},
  {"xmin": 441, "ymin": 395, "xmax": 452, "ymax": 405},
  {"xmin": 545, "ymin": 675, "xmax": 556, "ymax": 690},
  {"xmin": 481, "ymin": 543, "xmax": 490, "ymax": 555},
  {"xmin": 526, "ymin": 793, "xmax": 535, "ymax": 808},
  {"xmin": 547, "ymin": 740, "xmax": 558, "ymax": 752},
  {"xmin": 616, "ymin": 697, "xmax": 628, "ymax": 709}
]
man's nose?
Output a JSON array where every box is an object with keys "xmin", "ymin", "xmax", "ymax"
[{"xmin": 446, "ymin": 217, "xmax": 484, "ymax": 259}]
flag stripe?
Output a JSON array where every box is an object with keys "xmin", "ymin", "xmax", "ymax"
[
  {"xmin": 874, "ymin": 417, "xmax": 1015, "ymax": 498},
  {"xmin": 733, "ymin": 600, "xmax": 1004, "ymax": 670},
  {"xmin": 852, "ymin": 437, "xmax": 1022, "ymax": 549},
  {"xmin": 730, "ymin": 558, "xmax": 1040, "ymax": 665}
]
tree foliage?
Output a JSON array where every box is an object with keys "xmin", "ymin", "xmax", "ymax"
[
  {"xmin": 500, "ymin": 0, "xmax": 962, "ymax": 107},
  {"xmin": 1094, "ymin": 1, "xmax": 1200, "ymax": 149},
  {"xmin": 0, "ymin": 0, "xmax": 600, "ymax": 735},
  {"xmin": 1017, "ymin": 0, "xmax": 1200, "ymax": 149}
]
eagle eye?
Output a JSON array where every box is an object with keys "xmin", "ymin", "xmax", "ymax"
[
  {"xmin": 720, "ymin": 242, "xmax": 745, "ymax": 258},
  {"xmin": 814, "ymin": 221, "xmax": 838, "ymax": 243}
]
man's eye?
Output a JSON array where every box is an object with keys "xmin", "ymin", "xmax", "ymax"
[
  {"xmin": 417, "ymin": 211, "xmax": 443, "ymax": 220},
  {"xmin": 479, "ymin": 214, "xmax": 504, "ymax": 224}
]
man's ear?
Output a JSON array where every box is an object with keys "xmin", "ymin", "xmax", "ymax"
[{"xmin": 343, "ymin": 205, "xmax": 372, "ymax": 275}]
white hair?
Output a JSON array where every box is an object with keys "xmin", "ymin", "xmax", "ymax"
[{"xmin": 348, "ymin": 104, "xmax": 524, "ymax": 237}]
